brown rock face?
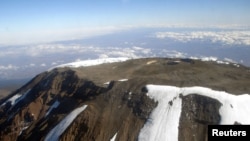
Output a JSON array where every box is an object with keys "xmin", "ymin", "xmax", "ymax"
[
  {"xmin": 59, "ymin": 81, "xmax": 156, "ymax": 141},
  {"xmin": 0, "ymin": 69, "xmax": 108, "ymax": 141},
  {"xmin": 178, "ymin": 94, "xmax": 221, "ymax": 141},
  {"xmin": 0, "ymin": 58, "xmax": 249, "ymax": 141}
]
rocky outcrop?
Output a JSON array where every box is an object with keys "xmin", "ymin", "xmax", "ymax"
[
  {"xmin": 179, "ymin": 94, "xmax": 221, "ymax": 141},
  {"xmin": 0, "ymin": 58, "xmax": 249, "ymax": 141}
]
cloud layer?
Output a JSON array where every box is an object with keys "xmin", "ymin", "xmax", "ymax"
[
  {"xmin": 155, "ymin": 30, "xmax": 250, "ymax": 46},
  {"xmin": 1, "ymin": 27, "xmax": 250, "ymax": 80},
  {"xmin": 0, "ymin": 43, "xmax": 188, "ymax": 79},
  {"xmin": 0, "ymin": 64, "xmax": 19, "ymax": 71}
]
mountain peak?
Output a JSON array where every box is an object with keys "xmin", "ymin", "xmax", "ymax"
[{"xmin": 0, "ymin": 58, "xmax": 249, "ymax": 141}]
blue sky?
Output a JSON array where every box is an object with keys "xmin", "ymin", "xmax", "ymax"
[{"xmin": 1, "ymin": 0, "xmax": 250, "ymax": 45}]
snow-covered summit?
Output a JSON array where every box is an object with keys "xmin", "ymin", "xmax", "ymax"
[{"xmin": 49, "ymin": 57, "xmax": 130, "ymax": 70}]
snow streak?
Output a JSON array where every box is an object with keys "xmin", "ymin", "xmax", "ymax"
[
  {"xmin": 44, "ymin": 105, "xmax": 88, "ymax": 141},
  {"xmin": 0, "ymin": 89, "xmax": 30, "ymax": 107},
  {"xmin": 110, "ymin": 132, "xmax": 118, "ymax": 141},
  {"xmin": 45, "ymin": 100, "xmax": 60, "ymax": 117}
]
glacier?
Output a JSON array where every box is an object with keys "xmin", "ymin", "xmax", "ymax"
[{"xmin": 138, "ymin": 85, "xmax": 250, "ymax": 141}]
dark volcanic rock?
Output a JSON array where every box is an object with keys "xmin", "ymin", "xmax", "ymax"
[{"xmin": 179, "ymin": 94, "xmax": 221, "ymax": 141}]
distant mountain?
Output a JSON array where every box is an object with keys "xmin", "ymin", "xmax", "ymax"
[{"xmin": 0, "ymin": 58, "xmax": 250, "ymax": 141}]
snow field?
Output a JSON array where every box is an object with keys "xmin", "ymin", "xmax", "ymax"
[
  {"xmin": 138, "ymin": 85, "xmax": 182, "ymax": 141},
  {"xmin": 139, "ymin": 85, "xmax": 250, "ymax": 141}
]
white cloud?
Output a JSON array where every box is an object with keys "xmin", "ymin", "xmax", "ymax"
[
  {"xmin": 29, "ymin": 63, "xmax": 36, "ymax": 67},
  {"xmin": 200, "ymin": 56, "xmax": 218, "ymax": 62},
  {"xmin": 1, "ymin": 24, "xmax": 249, "ymax": 46},
  {"xmin": 155, "ymin": 31, "xmax": 250, "ymax": 46},
  {"xmin": 0, "ymin": 43, "xmax": 179, "ymax": 60},
  {"xmin": 74, "ymin": 58, "xmax": 82, "ymax": 62},
  {"xmin": 0, "ymin": 44, "xmax": 100, "ymax": 57},
  {"xmin": 51, "ymin": 62, "xmax": 57, "ymax": 66},
  {"xmin": 99, "ymin": 54, "xmax": 109, "ymax": 59},
  {"xmin": 40, "ymin": 63, "xmax": 46, "ymax": 67},
  {"xmin": 14, "ymin": 44, "xmax": 153, "ymax": 59},
  {"xmin": 132, "ymin": 46, "xmax": 143, "ymax": 50},
  {"xmin": 132, "ymin": 46, "xmax": 151, "ymax": 54},
  {"xmin": 0, "ymin": 64, "xmax": 19, "ymax": 70}
]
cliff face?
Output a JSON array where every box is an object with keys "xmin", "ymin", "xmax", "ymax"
[
  {"xmin": 179, "ymin": 94, "xmax": 221, "ymax": 141},
  {"xmin": 0, "ymin": 58, "xmax": 249, "ymax": 141}
]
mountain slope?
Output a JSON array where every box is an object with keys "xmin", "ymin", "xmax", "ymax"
[{"xmin": 0, "ymin": 58, "xmax": 250, "ymax": 141}]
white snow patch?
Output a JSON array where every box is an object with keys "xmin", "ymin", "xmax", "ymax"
[
  {"xmin": 233, "ymin": 64, "xmax": 240, "ymax": 67},
  {"xmin": 146, "ymin": 60, "xmax": 157, "ymax": 65},
  {"xmin": 104, "ymin": 79, "xmax": 128, "ymax": 85},
  {"xmin": 118, "ymin": 79, "xmax": 128, "ymax": 82},
  {"xmin": 9, "ymin": 95, "xmax": 20, "ymax": 106},
  {"xmin": 128, "ymin": 92, "xmax": 133, "ymax": 100},
  {"xmin": 139, "ymin": 85, "xmax": 250, "ymax": 141},
  {"xmin": 1, "ymin": 94, "xmax": 22, "ymax": 107},
  {"xmin": 19, "ymin": 126, "xmax": 29, "ymax": 135},
  {"xmin": 49, "ymin": 57, "xmax": 129, "ymax": 70},
  {"xmin": 104, "ymin": 81, "xmax": 110, "ymax": 85},
  {"xmin": 216, "ymin": 60, "xmax": 230, "ymax": 65},
  {"xmin": 45, "ymin": 100, "xmax": 60, "ymax": 117},
  {"xmin": 1, "ymin": 89, "xmax": 30, "ymax": 107},
  {"xmin": 190, "ymin": 56, "xmax": 199, "ymax": 60},
  {"xmin": 110, "ymin": 132, "xmax": 118, "ymax": 141},
  {"xmin": 14, "ymin": 90, "xmax": 30, "ymax": 106},
  {"xmin": 44, "ymin": 105, "xmax": 88, "ymax": 141},
  {"xmin": 201, "ymin": 56, "xmax": 218, "ymax": 62}
]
